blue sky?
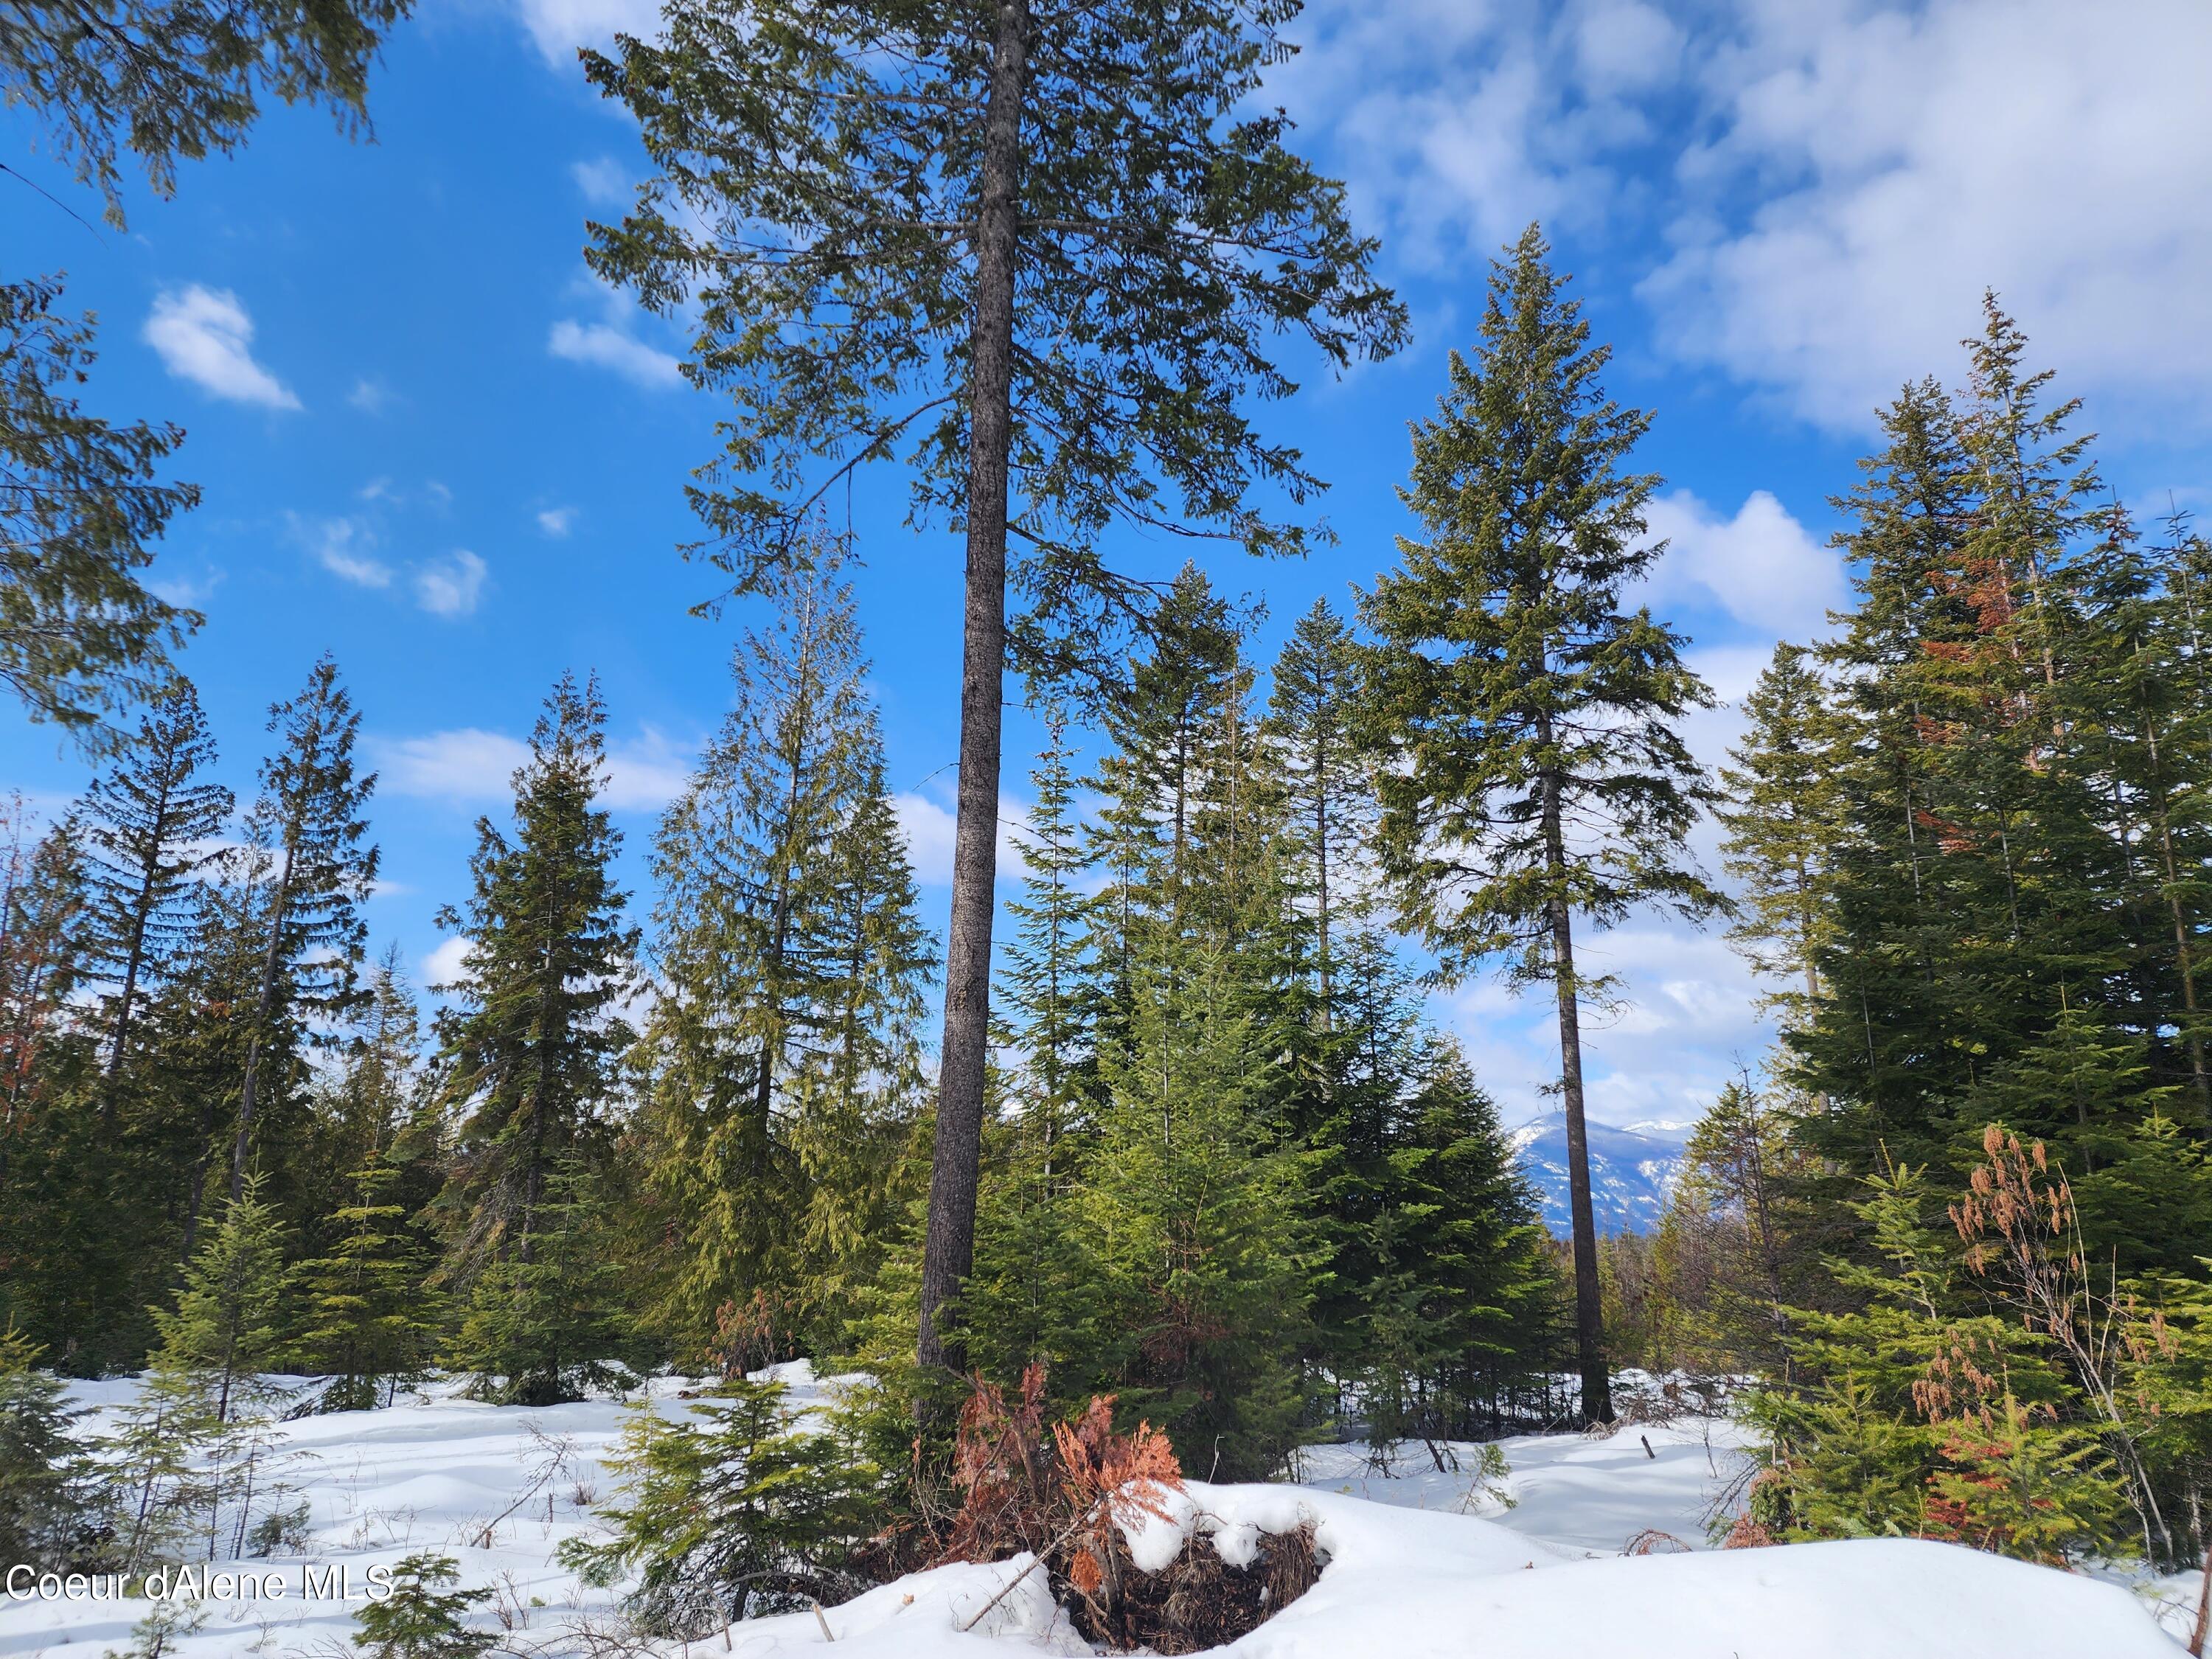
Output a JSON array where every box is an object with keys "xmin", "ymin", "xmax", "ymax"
[{"xmin": 5, "ymin": 0, "xmax": 2211, "ymax": 1131}]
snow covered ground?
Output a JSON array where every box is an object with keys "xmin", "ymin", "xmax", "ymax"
[{"xmin": 0, "ymin": 1367, "xmax": 2194, "ymax": 1657}]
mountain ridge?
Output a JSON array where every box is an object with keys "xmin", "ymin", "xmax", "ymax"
[{"xmin": 1506, "ymin": 1111, "xmax": 1688, "ymax": 1237}]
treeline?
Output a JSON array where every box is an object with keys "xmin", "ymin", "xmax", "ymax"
[
  {"xmin": 1595, "ymin": 301, "xmax": 2212, "ymax": 1571},
  {"xmin": 0, "ymin": 547, "xmax": 1562, "ymax": 1481}
]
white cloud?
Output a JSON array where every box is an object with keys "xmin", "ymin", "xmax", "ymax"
[
  {"xmin": 374, "ymin": 725, "xmax": 690, "ymax": 813},
  {"xmin": 1639, "ymin": 489, "xmax": 1843, "ymax": 639},
  {"xmin": 291, "ymin": 514, "xmax": 393, "ymax": 588},
  {"xmin": 602, "ymin": 728, "xmax": 692, "ymax": 812},
  {"xmin": 1641, "ymin": 0, "xmax": 2212, "ymax": 429},
  {"xmin": 509, "ymin": 0, "xmax": 660, "ymax": 65},
  {"xmin": 538, "ymin": 506, "xmax": 578, "ymax": 538},
  {"xmin": 422, "ymin": 936, "xmax": 472, "ymax": 992},
  {"xmin": 142, "ymin": 285, "xmax": 300, "ymax": 409},
  {"xmin": 150, "ymin": 566, "xmax": 223, "ymax": 608},
  {"xmin": 414, "ymin": 550, "xmax": 489, "ymax": 618},
  {"xmin": 1276, "ymin": 0, "xmax": 2212, "ymax": 432},
  {"xmin": 572, "ymin": 156, "xmax": 630, "ymax": 206},
  {"xmin": 892, "ymin": 791, "xmax": 1032, "ymax": 887},
  {"xmin": 347, "ymin": 377, "xmax": 394, "ymax": 414},
  {"xmin": 1437, "ymin": 922, "xmax": 1767, "ymax": 1130},
  {"xmin": 548, "ymin": 319, "xmax": 684, "ymax": 389},
  {"xmin": 378, "ymin": 729, "xmax": 530, "ymax": 801}
]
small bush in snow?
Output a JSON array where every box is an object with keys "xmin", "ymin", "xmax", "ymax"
[
  {"xmin": 559, "ymin": 1375, "xmax": 880, "ymax": 1639},
  {"xmin": 352, "ymin": 1552, "xmax": 494, "ymax": 1658}
]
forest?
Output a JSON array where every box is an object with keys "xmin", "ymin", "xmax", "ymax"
[{"xmin": 6, "ymin": 0, "xmax": 2212, "ymax": 1653}]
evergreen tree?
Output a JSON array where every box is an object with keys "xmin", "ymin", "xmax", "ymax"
[
  {"xmin": 1266, "ymin": 598, "xmax": 1374, "ymax": 1012},
  {"xmin": 0, "ymin": 813, "xmax": 121, "ymax": 1368},
  {"xmin": 1353, "ymin": 1033, "xmax": 1554, "ymax": 1451},
  {"xmin": 1357, "ymin": 225, "xmax": 1722, "ymax": 1425},
  {"xmin": 1081, "ymin": 941, "xmax": 1314, "ymax": 1478},
  {"xmin": 1, "ymin": 0, "xmax": 412, "ymax": 223},
  {"xmin": 430, "ymin": 674, "xmax": 639, "ymax": 1402},
  {"xmin": 228, "ymin": 656, "xmax": 379, "ymax": 1205},
  {"xmin": 580, "ymin": 0, "xmax": 1405, "ymax": 1380},
  {"xmin": 560, "ymin": 1377, "xmax": 880, "ymax": 1635},
  {"xmin": 966, "ymin": 717, "xmax": 1111, "ymax": 1388},
  {"xmin": 1791, "ymin": 324, "xmax": 2138, "ymax": 1189},
  {"xmin": 101, "ymin": 1368, "xmax": 224, "ymax": 1574},
  {"xmin": 643, "ymin": 556, "xmax": 933, "ymax": 1365},
  {"xmin": 350, "ymin": 1552, "xmax": 493, "ymax": 1658},
  {"xmin": 0, "ymin": 807, "xmax": 87, "ymax": 1155},
  {"xmin": 0, "ymin": 1325, "xmax": 99, "ymax": 1572},
  {"xmin": 1717, "ymin": 645, "xmax": 1843, "ymax": 1021},
  {"xmin": 150, "ymin": 1176, "xmax": 288, "ymax": 1425},
  {"xmin": 999, "ymin": 712, "xmax": 1105, "ymax": 1143},
  {"xmin": 445, "ymin": 1157, "xmax": 635, "ymax": 1406},
  {"xmin": 0, "ymin": 278, "xmax": 199, "ymax": 750},
  {"xmin": 2070, "ymin": 505, "xmax": 2212, "ymax": 1110},
  {"xmin": 292, "ymin": 1152, "xmax": 439, "ymax": 1412},
  {"xmin": 79, "ymin": 680, "xmax": 232, "ymax": 1119},
  {"xmin": 1096, "ymin": 566, "xmax": 1242, "ymax": 912}
]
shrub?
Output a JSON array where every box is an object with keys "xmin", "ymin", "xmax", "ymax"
[
  {"xmin": 0, "ymin": 1324, "xmax": 102, "ymax": 1572},
  {"xmin": 932, "ymin": 1366, "xmax": 1319, "ymax": 1655},
  {"xmin": 559, "ymin": 1377, "xmax": 880, "ymax": 1639},
  {"xmin": 352, "ymin": 1553, "xmax": 493, "ymax": 1658}
]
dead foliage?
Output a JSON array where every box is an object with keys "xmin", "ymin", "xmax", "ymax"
[
  {"xmin": 1719, "ymin": 1513, "xmax": 1778, "ymax": 1549},
  {"xmin": 1621, "ymin": 1527, "xmax": 1694, "ymax": 1555},
  {"xmin": 924, "ymin": 1364, "xmax": 1322, "ymax": 1654}
]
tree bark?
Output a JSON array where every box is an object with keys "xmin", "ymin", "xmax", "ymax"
[
  {"xmin": 917, "ymin": 0, "xmax": 1029, "ymax": 1381},
  {"xmin": 1542, "ymin": 750, "xmax": 1611, "ymax": 1425}
]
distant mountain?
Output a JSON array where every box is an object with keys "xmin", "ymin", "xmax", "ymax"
[{"xmin": 1506, "ymin": 1112, "xmax": 1688, "ymax": 1237}]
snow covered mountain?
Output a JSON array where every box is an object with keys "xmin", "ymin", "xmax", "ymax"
[{"xmin": 1507, "ymin": 1111, "xmax": 1688, "ymax": 1236}]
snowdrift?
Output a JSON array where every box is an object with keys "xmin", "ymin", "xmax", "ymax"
[{"xmin": 718, "ymin": 1481, "xmax": 2183, "ymax": 1658}]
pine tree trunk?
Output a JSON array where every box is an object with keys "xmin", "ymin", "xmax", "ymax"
[
  {"xmin": 917, "ymin": 0, "xmax": 1029, "ymax": 1380},
  {"xmin": 1542, "ymin": 754, "xmax": 1611, "ymax": 1425}
]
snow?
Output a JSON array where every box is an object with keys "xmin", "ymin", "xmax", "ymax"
[{"xmin": 0, "ymin": 1371, "xmax": 2190, "ymax": 1657}]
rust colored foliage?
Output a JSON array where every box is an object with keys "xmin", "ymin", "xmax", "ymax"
[{"xmin": 932, "ymin": 1367, "xmax": 1316, "ymax": 1654}]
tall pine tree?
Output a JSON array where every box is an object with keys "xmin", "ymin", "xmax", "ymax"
[
  {"xmin": 644, "ymin": 553, "xmax": 934, "ymax": 1366},
  {"xmin": 1359, "ymin": 225, "xmax": 1721, "ymax": 1425},
  {"xmin": 431, "ymin": 674, "xmax": 640, "ymax": 1404},
  {"xmin": 228, "ymin": 656, "xmax": 378, "ymax": 1204}
]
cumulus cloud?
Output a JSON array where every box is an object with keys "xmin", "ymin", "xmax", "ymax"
[
  {"xmin": 1436, "ymin": 924, "xmax": 1768, "ymax": 1129},
  {"xmin": 291, "ymin": 515, "xmax": 393, "ymax": 588},
  {"xmin": 1642, "ymin": 0, "xmax": 2212, "ymax": 429},
  {"xmin": 1639, "ymin": 489, "xmax": 1843, "ymax": 639},
  {"xmin": 414, "ymin": 550, "xmax": 489, "ymax": 618},
  {"xmin": 1276, "ymin": 0, "xmax": 2212, "ymax": 432},
  {"xmin": 602, "ymin": 728, "xmax": 693, "ymax": 812},
  {"xmin": 892, "ymin": 791, "xmax": 1032, "ymax": 887},
  {"xmin": 150, "ymin": 566, "xmax": 224, "ymax": 608},
  {"xmin": 538, "ymin": 506, "xmax": 578, "ymax": 538},
  {"xmin": 548, "ymin": 319, "xmax": 684, "ymax": 389},
  {"xmin": 422, "ymin": 936, "xmax": 472, "ymax": 992},
  {"xmin": 509, "ymin": 0, "xmax": 659, "ymax": 64},
  {"xmin": 571, "ymin": 156, "xmax": 631, "ymax": 206},
  {"xmin": 142, "ymin": 285, "xmax": 300, "ymax": 409},
  {"xmin": 374, "ymin": 724, "xmax": 691, "ymax": 813}
]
